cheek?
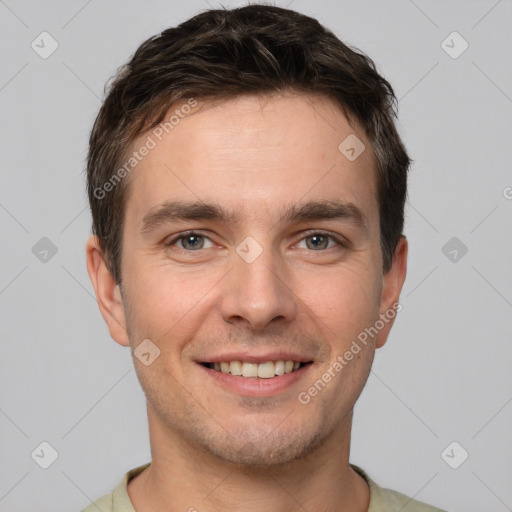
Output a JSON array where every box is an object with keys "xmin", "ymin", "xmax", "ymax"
[
  {"xmin": 125, "ymin": 260, "xmax": 221, "ymax": 343},
  {"xmin": 300, "ymin": 265, "xmax": 381, "ymax": 340}
]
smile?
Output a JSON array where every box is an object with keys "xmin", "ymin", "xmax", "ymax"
[{"xmin": 203, "ymin": 360, "xmax": 311, "ymax": 379}]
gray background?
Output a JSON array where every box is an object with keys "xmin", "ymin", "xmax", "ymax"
[{"xmin": 1, "ymin": 0, "xmax": 511, "ymax": 511}]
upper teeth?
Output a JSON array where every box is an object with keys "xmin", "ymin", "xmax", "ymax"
[{"xmin": 211, "ymin": 360, "xmax": 302, "ymax": 378}]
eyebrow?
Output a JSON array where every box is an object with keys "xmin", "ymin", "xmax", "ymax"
[{"xmin": 140, "ymin": 199, "xmax": 367, "ymax": 234}]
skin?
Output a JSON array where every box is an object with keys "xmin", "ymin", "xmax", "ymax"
[{"xmin": 86, "ymin": 92, "xmax": 407, "ymax": 512}]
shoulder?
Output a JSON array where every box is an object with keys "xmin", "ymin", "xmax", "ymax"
[
  {"xmin": 81, "ymin": 492, "xmax": 112, "ymax": 512},
  {"xmin": 351, "ymin": 464, "xmax": 449, "ymax": 512},
  {"xmin": 369, "ymin": 484, "xmax": 448, "ymax": 512},
  {"xmin": 80, "ymin": 462, "xmax": 151, "ymax": 512}
]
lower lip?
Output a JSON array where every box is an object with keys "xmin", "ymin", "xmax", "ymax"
[{"xmin": 198, "ymin": 363, "xmax": 312, "ymax": 397}]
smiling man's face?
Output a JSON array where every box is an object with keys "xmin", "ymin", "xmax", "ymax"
[{"xmin": 87, "ymin": 92, "xmax": 407, "ymax": 467}]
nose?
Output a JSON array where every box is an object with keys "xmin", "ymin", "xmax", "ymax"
[{"xmin": 220, "ymin": 245, "xmax": 297, "ymax": 331}]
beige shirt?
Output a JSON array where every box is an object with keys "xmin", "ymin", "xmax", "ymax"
[{"xmin": 82, "ymin": 463, "xmax": 447, "ymax": 512}]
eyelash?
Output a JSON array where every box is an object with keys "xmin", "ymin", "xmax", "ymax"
[{"xmin": 164, "ymin": 230, "xmax": 346, "ymax": 251}]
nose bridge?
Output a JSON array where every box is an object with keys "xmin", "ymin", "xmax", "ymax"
[{"xmin": 220, "ymin": 238, "xmax": 297, "ymax": 330}]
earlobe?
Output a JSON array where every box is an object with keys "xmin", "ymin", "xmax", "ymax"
[
  {"xmin": 85, "ymin": 235, "xmax": 130, "ymax": 347},
  {"xmin": 375, "ymin": 236, "xmax": 408, "ymax": 349}
]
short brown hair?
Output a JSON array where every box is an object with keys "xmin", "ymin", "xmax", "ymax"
[{"xmin": 87, "ymin": 4, "xmax": 410, "ymax": 285}]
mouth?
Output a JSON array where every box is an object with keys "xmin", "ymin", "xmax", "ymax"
[{"xmin": 201, "ymin": 360, "xmax": 313, "ymax": 379}]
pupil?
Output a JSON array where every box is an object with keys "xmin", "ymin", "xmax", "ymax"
[
  {"xmin": 309, "ymin": 235, "xmax": 327, "ymax": 250},
  {"xmin": 185, "ymin": 235, "xmax": 202, "ymax": 249}
]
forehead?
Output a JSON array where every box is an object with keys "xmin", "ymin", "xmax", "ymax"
[{"xmin": 123, "ymin": 92, "xmax": 378, "ymax": 230}]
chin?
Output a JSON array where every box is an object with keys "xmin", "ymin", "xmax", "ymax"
[{"xmin": 196, "ymin": 421, "xmax": 328, "ymax": 468}]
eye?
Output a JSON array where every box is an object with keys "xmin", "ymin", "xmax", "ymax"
[
  {"xmin": 297, "ymin": 232, "xmax": 343, "ymax": 251},
  {"xmin": 164, "ymin": 231, "xmax": 345, "ymax": 252},
  {"xmin": 165, "ymin": 231, "xmax": 214, "ymax": 251}
]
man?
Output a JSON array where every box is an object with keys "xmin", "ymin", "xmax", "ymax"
[{"xmin": 83, "ymin": 4, "xmax": 447, "ymax": 511}]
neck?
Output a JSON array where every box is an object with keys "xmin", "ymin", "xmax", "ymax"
[{"xmin": 127, "ymin": 406, "xmax": 369, "ymax": 512}]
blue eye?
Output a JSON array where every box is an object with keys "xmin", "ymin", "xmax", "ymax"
[
  {"xmin": 165, "ymin": 232, "xmax": 214, "ymax": 250},
  {"xmin": 165, "ymin": 231, "xmax": 344, "ymax": 252},
  {"xmin": 298, "ymin": 233, "xmax": 342, "ymax": 251}
]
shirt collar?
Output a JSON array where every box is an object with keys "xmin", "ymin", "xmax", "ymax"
[{"xmin": 112, "ymin": 462, "xmax": 379, "ymax": 511}]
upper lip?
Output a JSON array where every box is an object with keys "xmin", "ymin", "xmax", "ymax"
[{"xmin": 197, "ymin": 351, "xmax": 314, "ymax": 364}]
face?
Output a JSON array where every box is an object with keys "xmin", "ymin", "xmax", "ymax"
[{"xmin": 87, "ymin": 92, "xmax": 407, "ymax": 466}]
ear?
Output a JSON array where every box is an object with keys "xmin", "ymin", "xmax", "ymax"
[
  {"xmin": 375, "ymin": 236, "xmax": 408, "ymax": 349},
  {"xmin": 85, "ymin": 235, "xmax": 130, "ymax": 347}
]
